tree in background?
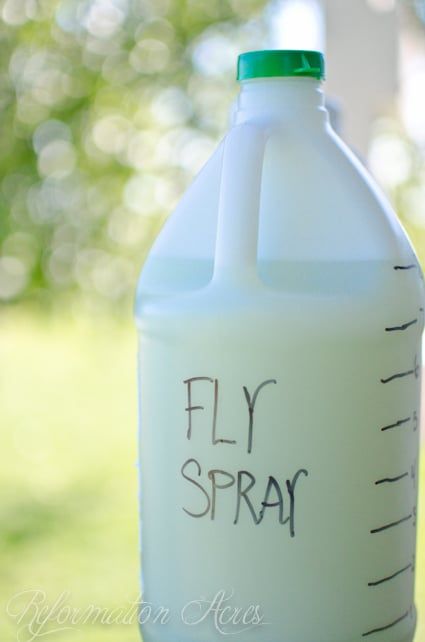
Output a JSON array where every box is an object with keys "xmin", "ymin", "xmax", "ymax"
[
  {"xmin": 0, "ymin": 0, "xmax": 424, "ymax": 310},
  {"xmin": 0, "ymin": 0, "xmax": 264, "ymax": 309}
]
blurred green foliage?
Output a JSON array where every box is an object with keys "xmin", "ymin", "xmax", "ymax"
[
  {"xmin": 0, "ymin": 0, "xmax": 424, "ymax": 312},
  {"xmin": 0, "ymin": 313, "xmax": 140, "ymax": 641},
  {"xmin": 0, "ymin": 0, "xmax": 268, "ymax": 311}
]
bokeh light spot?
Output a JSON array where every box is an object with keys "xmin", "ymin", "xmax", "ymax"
[
  {"xmin": 37, "ymin": 140, "xmax": 77, "ymax": 179},
  {"xmin": 0, "ymin": 256, "xmax": 28, "ymax": 300}
]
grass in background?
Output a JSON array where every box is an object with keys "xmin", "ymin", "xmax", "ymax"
[
  {"xmin": 0, "ymin": 310, "xmax": 140, "ymax": 641},
  {"xmin": 0, "ymin": 309, "xmax": 424, "ymax": 641}
]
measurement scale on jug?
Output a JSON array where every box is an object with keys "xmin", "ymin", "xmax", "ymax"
[{"xmin": 363, "ymin": 262, "xmax": 423, "ymax": 639}]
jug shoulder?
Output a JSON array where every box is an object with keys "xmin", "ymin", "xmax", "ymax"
[{"xmin": 137, "ymin": 125, "xmax": 419, "ymax": 299}]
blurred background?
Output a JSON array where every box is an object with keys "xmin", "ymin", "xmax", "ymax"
[{"xmin": 1, "ymin": 0, "xmax": 425, "ymax": 640}]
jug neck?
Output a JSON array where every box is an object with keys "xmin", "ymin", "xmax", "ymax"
[{"xmin": 233, "ymin": 77, "xmax": 327, "ymax": 127}]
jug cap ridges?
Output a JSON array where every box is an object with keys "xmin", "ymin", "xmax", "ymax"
[{"xmin": 237, "ymin": 50, "xmax": 325, "ymax": 81}]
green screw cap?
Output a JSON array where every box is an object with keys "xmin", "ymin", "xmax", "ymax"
[{"xmin": 237, "ymin": 50, "xmax": 325, "ymax": 82}]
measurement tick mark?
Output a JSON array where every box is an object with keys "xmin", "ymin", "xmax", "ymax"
[
  {"xmin": 381, "ymin": 369, "xmax": 416, "ymax": 383},
  {"xmin": 385, "ymin": 319, "xmax": 418, "ymax": 332},
  {"xmin": 380, "ymin": 355, "xmax": 419, "ymax": 384},
  {"xmin": 370, "ymin": 514, "xmax": 412, "ymax": 534},
  {"xmin": 362, "ymin": 610, "xmax": 409, "ymax": 637},
  {"xmin": 368, "ymin": 563, "xmax": 412, "ymax": 586},
  {"xmin": 375, "ymin": 472, "xmax": 409, "ymax": 484},
  {"xmin": 393, "ymin": 264, "xmax": 417, "ymax": 271},
  {"xmin": 381, "ymin": 416, "xmax": 411, "ymax": 432}
]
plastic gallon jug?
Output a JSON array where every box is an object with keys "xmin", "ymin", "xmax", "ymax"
[{"xmin": 135, "ymin": 50, "xmax": 424, "ymax": 642}]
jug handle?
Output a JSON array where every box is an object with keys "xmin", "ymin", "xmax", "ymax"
[{"xmin": 212, "ymin": 121, "xmax": 271, "ymax": 287}]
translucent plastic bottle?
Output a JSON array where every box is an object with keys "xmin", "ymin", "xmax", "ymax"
[{"xmin": 135, "ymin": 51, "xmax": 424, "ymax": 642}]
